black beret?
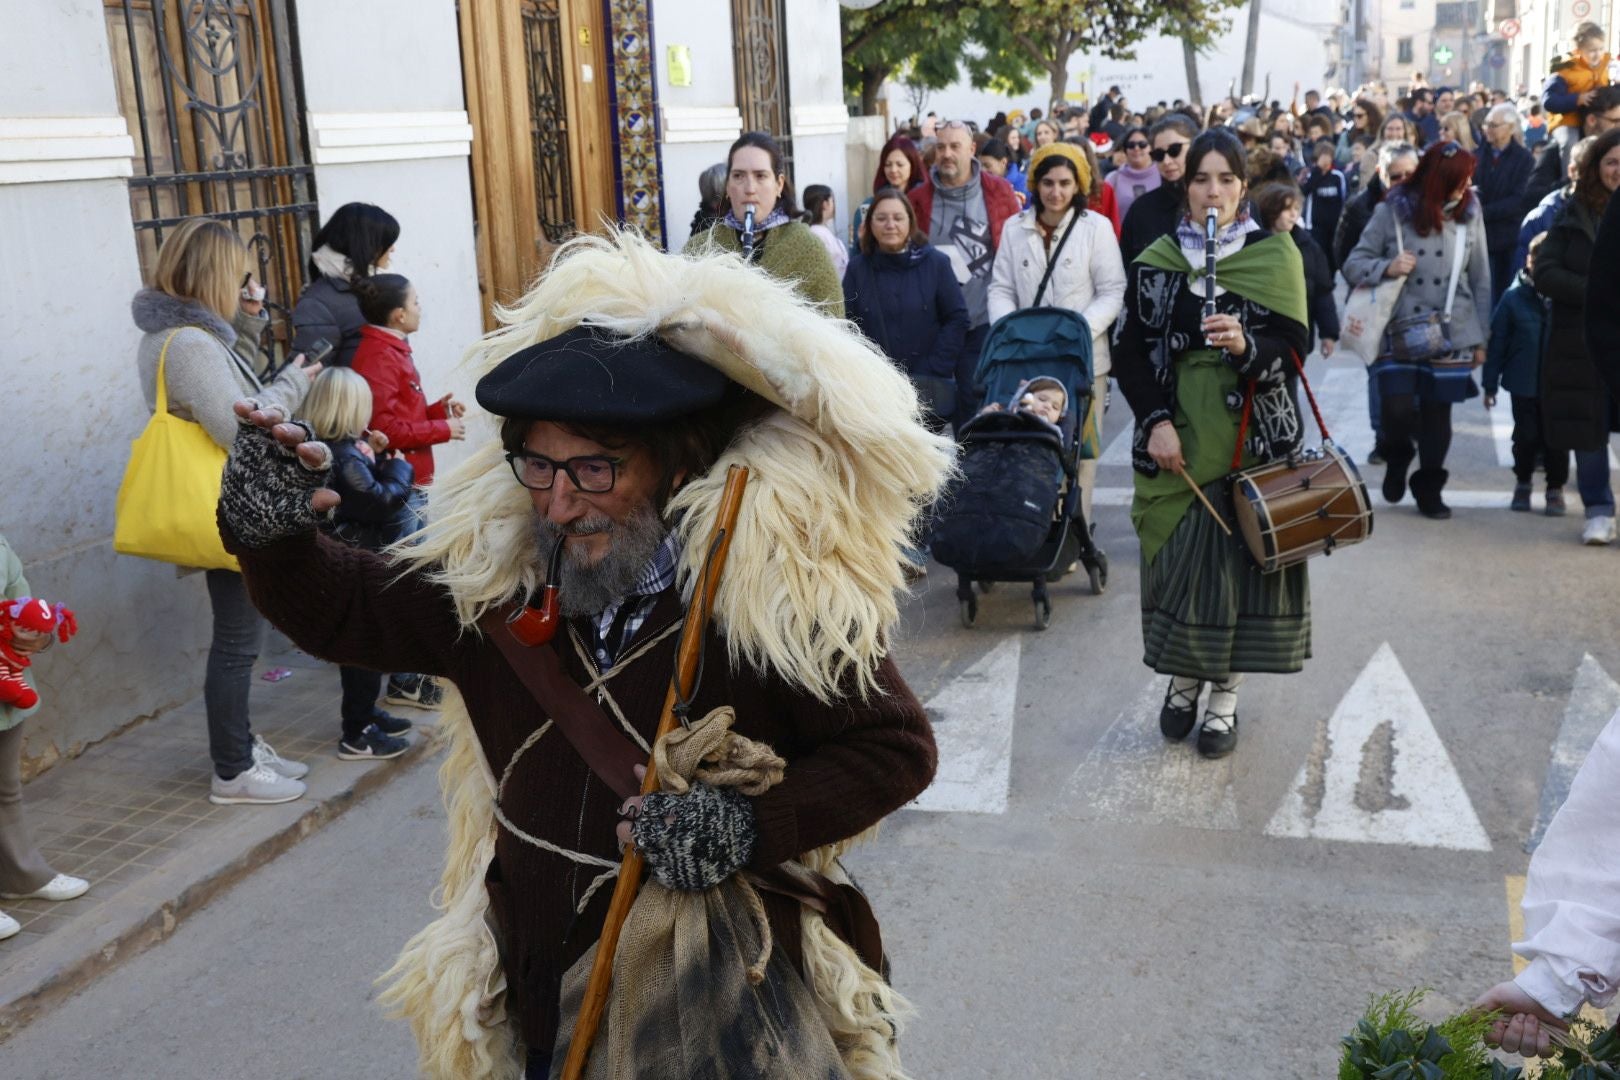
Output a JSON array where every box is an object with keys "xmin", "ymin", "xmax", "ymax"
[{"xmin": 474, "ymin": 325, "xmax": 731, "ymax": 424}]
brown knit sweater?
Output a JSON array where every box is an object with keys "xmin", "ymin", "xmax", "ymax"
[{"xmin": 228, "ymin": 528, "xmax": 936, "ymax": 1055}]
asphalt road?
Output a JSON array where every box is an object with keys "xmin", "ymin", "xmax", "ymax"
[{"xmin": 6, "ymin": 355, "xmax": 1618, "ymax": 1078}]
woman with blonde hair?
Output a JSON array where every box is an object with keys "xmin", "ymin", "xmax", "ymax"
[
  {"xmin": 1033, "ymin": 118, "xmax": 1062, "ymax": 149},
  {"xmin": 1440, "ymin": 110, "xmax": 1478, "ymax": 151},
  {"xmin": 131, "ymin": 217, "xmax": 321, "ymax": 805}
]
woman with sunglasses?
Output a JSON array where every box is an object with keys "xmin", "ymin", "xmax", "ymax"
[
  {"xmin": 1104, "ymin": 126, "xmax": 1160, "ymax": 221},
  {"xmin": 1119, "ymin": 114, "xmax": 1200, "ymax": 266},
  {"xmin": 1112, "ymin": 129, "xmax": 1313, "ymax": 759},
  {"xmin": 1335, "ymin": 97, "xmax": 1383, "ymax": 171},
  {"xmin": 1343, "ymin": 141, "xmax": 1493, "ymax": 519}
]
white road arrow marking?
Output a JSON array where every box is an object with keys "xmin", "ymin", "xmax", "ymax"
[
  {"xmin": 1053, "ymin": 676, "xmax": 1240, "ymax": 831},
  {"xmin": 1526, "ymin": 654, "xmax": 1620, "ymax": 852},
  {"xmin": 1265, "ymin": 643, "xmax": 1490, "ymax": 851},
  {"xmin": 909, "ymin": 637, "xmax": 1021, "ymax": 814}
]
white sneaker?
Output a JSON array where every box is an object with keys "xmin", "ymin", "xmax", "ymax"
[
  {"xmin": 252, "ymin": 735, "xmax": 310, "ymax": 780},
  {"xmin": 1, "ymin": 873, "xmax": 89, "ymax": 902},
  {"xmin": 209, "ymin": 762, "xmax": 306, "ymax": 805},
  {"xmin": 0, "ymin": 910, "xmax": 19, "ymax": 940},
  {"xmin": 1582, "ymin": 515, "xmax": 1617, "ymax": 545}
]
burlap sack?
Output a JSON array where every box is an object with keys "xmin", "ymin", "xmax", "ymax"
[{"xmin": 548, "ymin": 708, "xmax": 853, "ymax": 1079}]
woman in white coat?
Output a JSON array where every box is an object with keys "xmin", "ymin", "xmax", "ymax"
[{"xmin": 988, "ymin": 140, "xmax": 1127, "ymax": 524}]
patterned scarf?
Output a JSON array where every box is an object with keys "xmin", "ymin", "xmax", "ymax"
[
  {"xmin": 722, "ymin": 206, "xmax": 792, "ymax": 234},
  {"xmin": 1173, "ymin": 213, "xmax": 1260, "ymax": 291}
]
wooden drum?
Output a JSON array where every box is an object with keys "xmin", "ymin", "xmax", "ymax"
[{"xmin": 1231, "ymin": 443, "xmax": 1374, "ymax": 573}]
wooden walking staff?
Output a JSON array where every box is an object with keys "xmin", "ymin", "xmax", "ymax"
[{"xmin": 561, "ymin": 464, "xmax": 751, "ymax": 1079}]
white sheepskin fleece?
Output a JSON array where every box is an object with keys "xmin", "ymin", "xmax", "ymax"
[{"xmin": 406, "ymin": 228, "xmax": 955, "ymax": 702}]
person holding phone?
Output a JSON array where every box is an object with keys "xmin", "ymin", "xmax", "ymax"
[
  {"xmin": 293, "ymin": 202, "xmax": 401, "ymax": 367},
  {"xmin": 131, "ymin": 218, "xmax": 322, "ymax": 805}
]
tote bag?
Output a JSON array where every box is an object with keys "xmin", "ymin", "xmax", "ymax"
[
  {"xmin": 114, "ymin": 329, "xmax": 240, "ymax": 572},
  {"xmin": 1339, "ymin": 218, "xmax": 1408, "ymax": 366}
]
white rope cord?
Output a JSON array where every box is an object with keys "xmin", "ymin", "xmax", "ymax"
[
  {"xmin": 567, "ymin": 621, "xmax": 684, "ymax": 753},
  {"xmin": 492, "ymin": 719, "xmax": 620, "ymax": 914},
  {"xmin": 490, "ymin": 620, "xmax": 684, "ymax": 916}
]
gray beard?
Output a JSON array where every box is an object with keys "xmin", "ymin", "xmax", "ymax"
[{"xmin": 534, "ymin": 503, "xmax": 669, "ymax": 618}]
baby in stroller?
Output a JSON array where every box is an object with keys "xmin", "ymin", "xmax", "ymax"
[
  {"xmin": 976, "ymin": 375, "xmax": 1069, "ymax": 429},
  {"xmin": 934, "ymin": 369, "xmax": 1106, "ymax": 628}
]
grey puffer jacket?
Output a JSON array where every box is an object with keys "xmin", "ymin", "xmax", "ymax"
[
  {"xmin": 1342, "ymin": 193, "xmax": 1493, "ymax": 352},
  {"xmin": 132, "ymin": 289, "xmax": 309, "ymax": 450}
]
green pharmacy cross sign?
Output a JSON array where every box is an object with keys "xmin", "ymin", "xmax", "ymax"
[{"xmin": 1432, "ymin": 44, "xmax": 1455, "ymax": 64}]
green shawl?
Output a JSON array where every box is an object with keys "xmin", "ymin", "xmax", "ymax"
[
  {"xmin": 682, "ymin": 221, "xmax": 846, "ymax": 318},
  {"xmin": 1135, "ymin": 231, "xmax": 1308, "ymax": 329}
]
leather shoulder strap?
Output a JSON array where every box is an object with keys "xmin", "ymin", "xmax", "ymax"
[{"xmin": 479, "ymin": 608, "xmax": 645, "ymax": 800}]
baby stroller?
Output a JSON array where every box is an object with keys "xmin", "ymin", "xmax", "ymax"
[{"xmin": 930, "ymin": 307, "xmax": 1107, "ymax": 630}]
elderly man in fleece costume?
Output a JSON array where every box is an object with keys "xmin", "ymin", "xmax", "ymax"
[{"xmin": 214, "ymin": 230, "xmax": 954, "ymax": 1079}]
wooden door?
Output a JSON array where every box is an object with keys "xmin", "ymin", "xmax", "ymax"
[{"xmin": 460, "ymin": 0, "xmax": 615, "ymax": 327}]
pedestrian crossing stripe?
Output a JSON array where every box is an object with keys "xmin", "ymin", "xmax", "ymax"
[
  {"xmin": 1526, "ymin": 654, "xmax": 1620, "ymax": 852},
  {"xmin": 1053, "ymin": 676, "xmax": 1241, "ymax": 831},
  {"xmin": 1265, "ymin": 643, "xmax": 1491, "ymax": 851},
  {"xmin": 909, "ymin": 637, "xmax": 1021, "ymax": 815}
]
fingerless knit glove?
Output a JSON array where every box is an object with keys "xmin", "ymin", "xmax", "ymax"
[
  {"xmin": 219, "ymin": 408, "xmax": 333, "ymax": 549},
  {"xmin": 631, "ymin": 783, "xmax": 758, "ymax": 892}
]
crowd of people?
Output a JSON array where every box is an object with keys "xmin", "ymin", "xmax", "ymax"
[{"xmin": 2, "ymin": 22, "xmax": 1617, "ymax": 1077}]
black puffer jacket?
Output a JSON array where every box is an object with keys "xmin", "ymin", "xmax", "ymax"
[
  {"xmin": 320, "ymin": 438, "xmax": 415, "ymax": 550},
  {"xmin": 1334, "ymin": 175, "xmax": 1387, "ymax": 269},
  {"xmin": 1292, "ymin": 226, "xmax": 1341, "ymax": 350},
  {"xmin": 1586, "ymin": 190, "xmax": 1620, "ymax": 396},
  {"xmin": 292, "ymin": 275, "xmax": 365, "ymax": 367},
  {"xmin": 1534, "ymin": 198, "xmax": 1617, "ymax": 452}
]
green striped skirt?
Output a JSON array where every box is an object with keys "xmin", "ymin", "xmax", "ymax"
[{"xmin": 1140, "ymin": 479, "xmax": 1312, "ymax": 681}]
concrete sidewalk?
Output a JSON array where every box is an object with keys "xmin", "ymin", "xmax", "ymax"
[{"xmin": 0, "ymin": 645, "xmax": 440, "ymax": 1043}]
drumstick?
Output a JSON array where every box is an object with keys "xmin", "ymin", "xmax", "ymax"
[{"xmin": 1175, "ymin": 466, "xmax": 1232, "ymax": 535}]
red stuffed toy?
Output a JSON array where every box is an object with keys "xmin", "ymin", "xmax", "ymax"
[{"xmin": 0, "ymin": 597, "xmax": 77, "ymax": 711}]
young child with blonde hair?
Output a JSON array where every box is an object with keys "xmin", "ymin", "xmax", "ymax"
[{"xmin": 298, "ymin": 368, "xmax": 417, "ymax": 760}]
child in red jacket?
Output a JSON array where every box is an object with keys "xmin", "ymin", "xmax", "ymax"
[
  {"xmin": 348, "ymin": 274, "xmax": 465, "ymax": 490},
  {"xmin": 348, "ymin": 273, "xmax": 464, "ymax": 711}
]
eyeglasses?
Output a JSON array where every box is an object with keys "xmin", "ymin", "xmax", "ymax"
[
  {"xmin": 937, "ymin": 120, "xmax": 971, "ymax": 133},
  {"xmin": 1125, "ymin": 140, "xmax": 1149, "ymax": 150},
  {"xmin": 1149, "ymin": 143, "xmax": 1187, "ymax": 162},
  {"xmin": 505, "ymin": 450, "xmax": 625, "ymax": 493}
]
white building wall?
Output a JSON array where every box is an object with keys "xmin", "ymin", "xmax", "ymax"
[
  {"xmin": 785, "ymin": 0, "xmax": 852, "ymax": 246},
  {"xmin": 293, "ymin": 0, "xmax": 485, "ymax": 457},
  {"xmin": 655, "ymin": 0, "xmax": 741, "ymax": 251},
  {"xmin": 0, "ymin": 0, "xmax": 201, "ymax": 772}
]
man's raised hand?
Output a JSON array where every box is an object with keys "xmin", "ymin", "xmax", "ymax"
[{"xmin": 219, "ymin": 400, "xmax": 341, "ymax": 548}]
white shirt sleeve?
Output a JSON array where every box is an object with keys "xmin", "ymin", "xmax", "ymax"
[{"xmin": 1513, "ymin": 706, "xmax": 1620, "ymax": 1016}]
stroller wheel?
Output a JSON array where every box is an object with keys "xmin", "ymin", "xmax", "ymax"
[
  {"xmin": 1033, "ymin": 598, "xmax": 1052, "ymax": 631},
  {"xmin": 1089, "ymin": 549, "xmax": 1109, "ymax": 595},
  {"xmin": 959, "ymin": 598, "xmax": 978, "ymax": 629}
]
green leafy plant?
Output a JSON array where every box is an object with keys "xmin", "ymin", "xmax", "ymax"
[{"xmin": 1339, "ymin": 989, "xmax": 1620, "ymax": 1080}]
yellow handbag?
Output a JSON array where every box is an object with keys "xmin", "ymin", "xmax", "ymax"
[{"xmin": 114, "ymin": 329, "xmax": 240, "ymax": 572}]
